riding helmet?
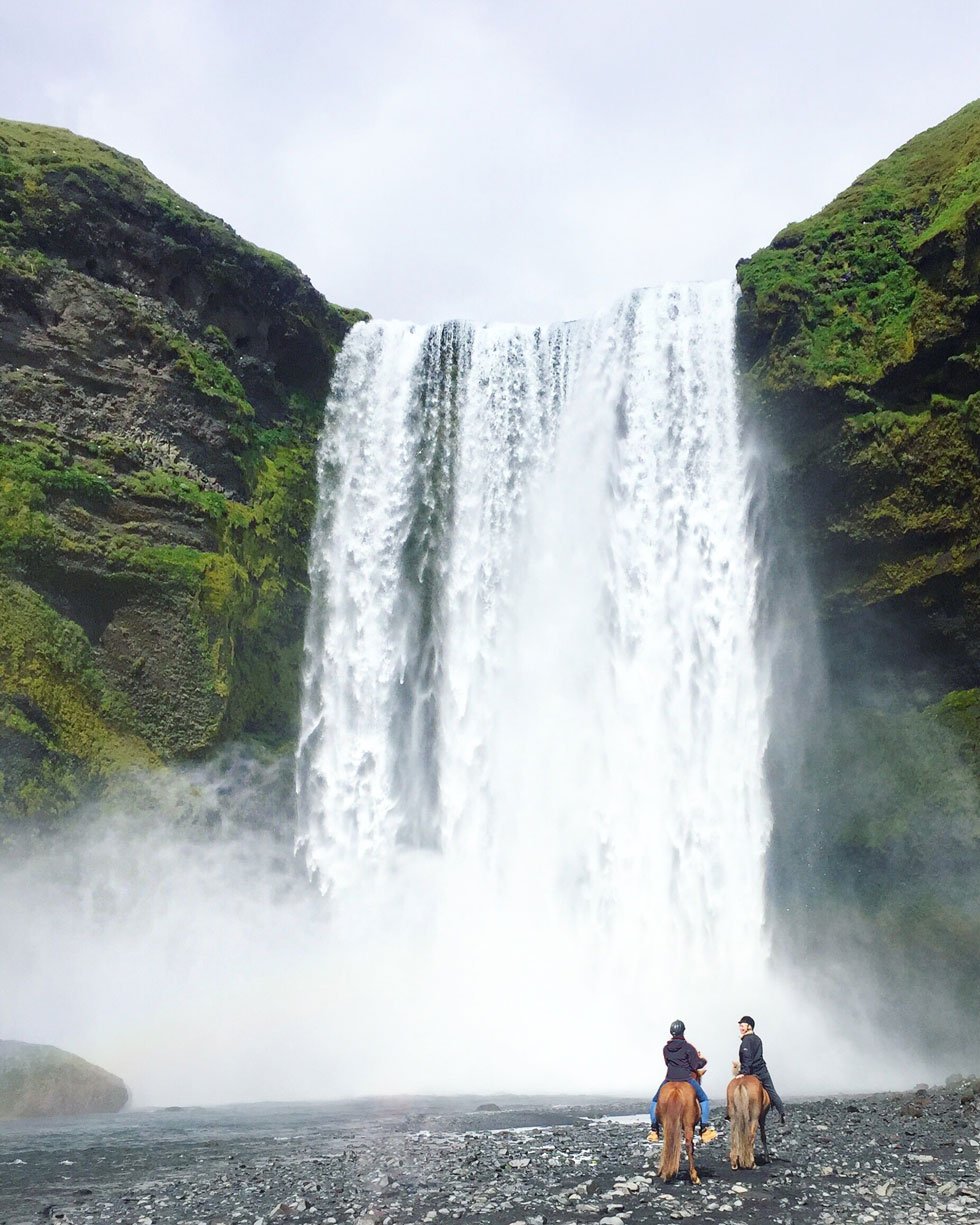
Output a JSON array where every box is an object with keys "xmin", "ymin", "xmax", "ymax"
[{"xmin": 669, "ymin": 1019, "xmax": 686, "ymax": 1037}]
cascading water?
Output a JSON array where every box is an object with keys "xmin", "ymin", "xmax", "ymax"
[
  {"xmin": 296, "ymin": 283, "xmax": 774, "ymax": 1090},
  {"xmin": 0, "ymin": 293, "xmax": 942, "ymax": 1108}
]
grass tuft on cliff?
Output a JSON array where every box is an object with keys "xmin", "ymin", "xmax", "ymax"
[
  {"xmin": 1, "ymin": 120, "xmax": 304, "ymax": 287},
  {"xmin": 738, "ymin": 98, "xmax": 980, "ymax": 394}
]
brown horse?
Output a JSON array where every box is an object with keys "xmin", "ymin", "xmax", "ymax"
[
  {"xmin": 726, "ymin": 1074, "xmax": 770, "ymax": 1169},
  {"xmin": 655, "ymin": 1078, "xmax": 702, "ymax": 1185}
]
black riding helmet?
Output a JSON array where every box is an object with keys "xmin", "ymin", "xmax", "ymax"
[{"xmin": 669, "ymin": 1019, "xmax": 685, "ymax": 1037}]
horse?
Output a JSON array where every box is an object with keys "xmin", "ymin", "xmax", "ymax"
[
  {"xmin": 726, "ymin": 1073, "xmax": 770, "ymax": 1169},
  {"xmin": 655, "ymin": 1072, "xmax": 703, "ymax": 1185}
]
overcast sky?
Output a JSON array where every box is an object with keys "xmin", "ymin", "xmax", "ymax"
[{"xmin": 2, "ymin": 1, "xmax": 979, "ymax": 323}]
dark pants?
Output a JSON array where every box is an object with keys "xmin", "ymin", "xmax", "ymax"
[{"xmin": 757, "ymin": 1071, "xmax": 784, "ymax": 1117}]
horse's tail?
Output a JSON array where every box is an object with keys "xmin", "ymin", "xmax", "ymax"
[
  {"xmin": 658, "ymin": 1115, "xmax": 682, "ymax": 1181},
  {"xmin": 730, "ymin": 1081, "xmax": 756, "ymax": 1169}
]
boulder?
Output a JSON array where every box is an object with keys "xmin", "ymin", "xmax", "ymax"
[{"xmin": 0, "ymin": 1038, "xmax": 129, "ymax": 1119}]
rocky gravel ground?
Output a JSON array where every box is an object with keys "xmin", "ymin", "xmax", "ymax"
[{"xmin": 1, "ymin": 1081, "xmax": 977, "ymax": 1225}]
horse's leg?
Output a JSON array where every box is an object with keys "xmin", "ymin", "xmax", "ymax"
[
  {"xmin": 727, "ymin": 1085, "xmax": 738, "ymax": 1169},
  {"xmin": 760, "ymin": 1110, "xmax": 769, "ymax": 1163},
  {"xmin": 747, "ymin": 1117, "xmax": 759, "ymax": 1170},
  {"xmin": 686, "ymin": 1119, "xmax": 700, "ymax": 1185},
  {"xmin": 658, "ymin": 1092, "xmax": 682, "ymax": 1182}
]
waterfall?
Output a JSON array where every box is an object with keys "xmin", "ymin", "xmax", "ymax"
[{"xmin": 295, "ymin": 284, "xmax": 774, "ymax": 1090}]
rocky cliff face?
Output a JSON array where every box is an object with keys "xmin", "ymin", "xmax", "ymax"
[
  {"xmin": 0, "ymin": 120, "xmax": 365, "ymax": 817},
  {"xmin": 736, "ymin": 100, "xmax": 980, "ymax": 1030}
]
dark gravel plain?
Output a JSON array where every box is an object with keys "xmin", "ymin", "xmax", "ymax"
[{"xmin": 1, "ymin": 1081, "xmax": 977, "ymax": 1225}]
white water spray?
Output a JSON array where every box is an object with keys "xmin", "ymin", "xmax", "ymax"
[
  {"xmin": 296, "ymin": 284, "xmax": 775, "ymax": 1087},
  {"xmin": 0, "ymin": 288, "xmax": 948, "ymax": 1106}
]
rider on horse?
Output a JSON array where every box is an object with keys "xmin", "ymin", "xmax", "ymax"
[
  {"xmin": 735, "ymin": 1015, "xmax": 786, "ymax": 1124},
  {"xmin": 649, "ymin": 1019, "xmax": 718, "ymax": 1142}
]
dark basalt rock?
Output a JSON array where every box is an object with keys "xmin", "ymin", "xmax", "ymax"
[{"xmin": 1, "ymin": 1087, "xmax": 977, "ymax": 1224}]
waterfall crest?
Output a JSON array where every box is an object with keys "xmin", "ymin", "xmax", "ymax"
[{"xmin": 295, "ymin": 284, "xmax": 774, "ymax": 1086}]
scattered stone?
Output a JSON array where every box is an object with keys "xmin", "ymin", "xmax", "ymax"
[
  {"xmin": 3, "ymin": 1082, "xmax": 980, "ymax": 1223},
  {"xmin": 270, "ymin": 1198, "xmax": 313, "ymax": 1218}
]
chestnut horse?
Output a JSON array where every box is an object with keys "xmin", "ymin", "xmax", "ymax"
[
  {"xmin": 655, "ymin": 1073, "xmax": 703, "ymax": 1185},
  {"xmin": 726, "ymin": 1074, "xmax": 770, "ymax": 1169}
]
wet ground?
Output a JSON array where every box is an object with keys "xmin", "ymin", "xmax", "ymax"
[{"xmin": 1, "ymin": 1083, "xmax": 977, "ymax": 1225}]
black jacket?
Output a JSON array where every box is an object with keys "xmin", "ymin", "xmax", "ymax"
[
  {"xmin": 663, "ymin": 1037, "xmax": 706, "ymax": 1081},
  {"xmin": 738, "ymin": 1031, "xmax": 769, "ymax": 1077}
]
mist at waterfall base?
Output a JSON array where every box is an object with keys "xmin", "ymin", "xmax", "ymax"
[
  {"xmin": 0, "ymin": 286, "xmax": 962, "ymax": 1107},
  {"xmin": 764, "ymin": 580, "xmax": 980, "ymax": 1062}
]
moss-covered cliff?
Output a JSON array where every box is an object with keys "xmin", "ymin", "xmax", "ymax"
[
  {"xmin": 738, "ymin": 99, "xmax": 980, "ymax": 637},
  {"xmin": 0, "ymin": 119, "xmax": 366, "ymax": 817},
  {"xmin": 737, "ymin": 100, "xmax": 980, "ymax": 1025}
]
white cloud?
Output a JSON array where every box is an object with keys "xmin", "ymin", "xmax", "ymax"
[{"xmin": 1, "ymin": 0, "xmax": 978, "ymax": 321}]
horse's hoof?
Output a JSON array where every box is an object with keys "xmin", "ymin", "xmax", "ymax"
[{"xmin": 691, "ymin": 1174, "xmax": 701, "ymax": 1185}]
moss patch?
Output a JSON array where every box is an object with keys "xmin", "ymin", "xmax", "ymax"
[
  {"xmin": 0, "ymin": 120, "xmax": 298, "ymax": 282},
  {"xmin": 738, "ymin": 99, "xmax": 980, "ymax": 394},
  {"xmin": 0, "ymin": 578, "xmax": 153, "ymax": 816}
]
